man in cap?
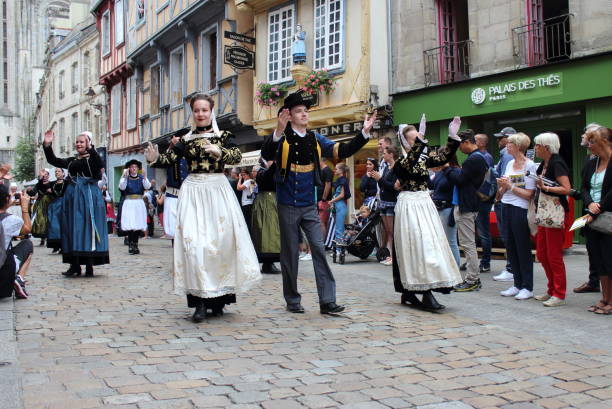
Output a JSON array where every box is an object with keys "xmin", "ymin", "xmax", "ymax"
[
  {"xmin": 262, "ymin": 91, "xmax": 376, "ymax": 314},
  {"xmin": 492, "ymin": 127, "xmax": 516, "ymax": 282}
]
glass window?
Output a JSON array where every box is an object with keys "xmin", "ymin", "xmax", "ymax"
[
  {"xmin": 115, "ymin": 0, "xmax": 125, "ymax": 45},
  {"xmin": 169, "ymin": 46, "xmax": 184, "ymax": 107},
  {"xmin": 267, "ymin": 5, "xmax": 294, "ymax": 83},
  {"xmin": 102, "ymin": 10, "xmax": 111, "ymax": 56},
  {"xmin": 127, "ymin": 76, "xmax": 137, "ymax": 129},
  {"xmin": 111, "ymin": 84, "xmax": 121, "ymax": 134},
  {"xmin": 150, "ymin": 65, "xmax": 160, "ymax": 113},
  {"xmin": 201, "ymin": 29, "xmax": 217, "ymax": 91},
  {"xmin": 314, "ymin": 0, "xmax": 344, "ymax": 70}
]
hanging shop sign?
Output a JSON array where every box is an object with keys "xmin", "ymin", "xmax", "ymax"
[
  {"xmin": 470, "ymin": 73, "xmax": 562, "ymax": 105},
  {"xmin": 224, "ymin": 45, "xmax": 255, "ymax": 70},
  {"xmin": 224, "ymin": 31, "xmax": 256, "ymax": 45}
]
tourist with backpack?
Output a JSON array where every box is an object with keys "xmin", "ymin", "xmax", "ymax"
[
  {"xmin": 0, "ymin": 185, "xmax": 33, "ymax": 299},
  {"xmin": 474, "ymin": 133, "xmax": 496, "ymax": 275},
  {"xmin": 444, "ymin": 129, "xmax": 490, "ymax": 292}
]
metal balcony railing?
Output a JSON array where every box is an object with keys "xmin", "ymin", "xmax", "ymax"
[
  {"xmin": 513, "ymin": 13, "xmax": 572, "ymax": 67},
  {"xmin": 424, "ymin": 40, "xmax": 471, "ymax": 86}
]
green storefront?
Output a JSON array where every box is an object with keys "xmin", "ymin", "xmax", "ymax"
[{"xmin": 393, "ymin": 53, "xmax": 612, "ymax": 243}]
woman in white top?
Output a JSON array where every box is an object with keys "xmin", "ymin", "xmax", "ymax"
[{"xmin": 496, "ymin": 132, "xmax": 536, "ymax": 300}]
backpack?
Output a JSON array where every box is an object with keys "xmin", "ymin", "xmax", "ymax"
[
  {"xmin": 474, "ymin": 151, "xmax": 498, "ymax": 202},
  {"xmin": 0, "ymin": 213, "xmax": 16, "ymax": 298}
]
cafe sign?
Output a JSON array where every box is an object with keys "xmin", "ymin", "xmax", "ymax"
[{"xmin": 471, "ymin": 73, "xmax": 562, "ymax": 105}]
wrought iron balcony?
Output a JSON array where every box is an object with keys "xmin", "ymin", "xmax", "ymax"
[
  {"xmin": 513, "ymin": 13, "xmax": 572, "ymax": 67},
  {"xmin": 423, "ymin": 40, "xmax": 471, "ymax": 86}
]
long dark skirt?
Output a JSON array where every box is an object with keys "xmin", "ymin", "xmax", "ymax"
[
  {"xmin": 61, "ymin": 178, "xmax": 109, "ymax": 266},
  {"xmin": 251, "ymin": 191, "xmax": 280, "ymax": 263},
  {"xmin": 31, "ymin": 194, "xmax": 53, "ymax": 238},
  {"xmin": 46, "ymin": 196, "xmax": 64, "ymax": 249}
]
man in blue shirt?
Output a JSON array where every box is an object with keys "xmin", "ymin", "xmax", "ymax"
[
  {"xmin": 492, "ymin": 127, "xmax": 516, "ymax": 282},
  {"xmin": 474, "ymin": 133, "xmax": 494, "ymax": 275},
  {"xmin": 263, "ymin": 91, "xmax": 376, "ymax": 314}
]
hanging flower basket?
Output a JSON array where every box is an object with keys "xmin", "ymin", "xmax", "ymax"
[
  {"xmin": 301, "ymin": 69, "xmax": 336, "ymax": 95},
  {"xmin": 255, "ymin": 82, "xmax": 289, "ymax": 106}
]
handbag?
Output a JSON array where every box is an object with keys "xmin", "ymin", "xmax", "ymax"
[
  {"xmin": 590, "ymin": 211, "xmax": 612, "ymax": 234},
  {"xmin": 534, "ymin": 190, "xmax": 565, "ymax": 229}
]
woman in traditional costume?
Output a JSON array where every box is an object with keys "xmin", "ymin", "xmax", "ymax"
[
  {"xmin": 145, "ymin": 94, "xmax": 261, "ymax": 323},
  {"xmin": 118, "ymin": 160, "xmax": 150, "ymax": 255},
  {"xmin": 30, "ymin": 168, "xmax": 53, "ymax": 245},
  {"xmin": 46, "ymin": 167, "xmax": 68, "ymax": 253},
  {"xmin": 42, "ymin": 130, "xmax": 109, "ymax": 277},
  {"xmin": 252, "ymin": 158, "xmax": 281, "ymax": 274},
  {"xmin": 391, "ymin": 118, "xmax": 463, "ymax": 311}
]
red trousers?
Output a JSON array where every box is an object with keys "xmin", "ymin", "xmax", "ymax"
[
  {"xmin": 536, "ymin": 213, "xmax": 570, "ymax": 299},
  {"xmin": 317, "ymin": 200, "xmax": 331, "ymax": 238}
]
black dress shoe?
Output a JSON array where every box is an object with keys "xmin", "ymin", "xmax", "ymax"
[
  {"xmin": 401, "ymin": 292, "xmax": 423, "ymax": 307},
  {"xmin": 62, "ymin": 268, "xmax": 81, "ymax": 277},
  {"xmin": 85, "ymin": 265, "xmax": 94, "ymax": 277},
  {"xmin": 133, "ymin": 245, "xmax": 140, "ymax": 255},
  {"xmin": 459, "ymin": 262, "xmax": 467, "ymax": 271},
  {"xmin": 192, "ymin": 304, "xmax": 206, "ymax": 323},
  {"xmin": 286, "ymin": 303, "xmax": 305, "ymax": 313},
  {"xmin": 320, "ymin": 302, "xmax": 345, "ymax": 314},
  {"xmin": 421, "ymin": 291, "xmax": 445, "ymax": 311}
]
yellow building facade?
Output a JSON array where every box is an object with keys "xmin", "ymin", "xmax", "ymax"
[{"xmin": 236, "ymin": 0, "xmax": 392, "ymax": 209}]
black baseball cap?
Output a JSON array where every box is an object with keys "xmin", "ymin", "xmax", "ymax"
[{"xmin": 494, "ymin": 127, "xmax": 516, "ymax": 138}]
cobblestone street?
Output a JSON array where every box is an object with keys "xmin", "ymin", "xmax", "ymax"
[{"xmin": 5, "ymin": 236, "xmax": 612, "ymax": 409}]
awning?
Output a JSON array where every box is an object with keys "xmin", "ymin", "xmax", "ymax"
[{"xmin": 225, "ymin": 150, "xmax": 261, "ymax": 168}]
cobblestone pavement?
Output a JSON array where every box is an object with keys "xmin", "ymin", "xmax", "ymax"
[{"xmin": 11, "ymin": 236, "xmax": 612, "ymax": 409}]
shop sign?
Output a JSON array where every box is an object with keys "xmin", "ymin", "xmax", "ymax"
[
  {"xmin": 224, "ymin": 45, "xmax": 255, "ymax": 70},
  {"xmin": 313, "ymin": 121, "xmax": 363, "ymax": 137},
  {"xmin": 470, "ymin": 73, "xmax": 562, "ymax": 105},
  {"xmin": 224, "ymin": 31, "xmax": 256, "ymax": 45}
]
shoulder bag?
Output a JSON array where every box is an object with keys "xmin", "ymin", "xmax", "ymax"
[
  {"xmin": 589, "ymin": 211, "xmax": 612, "ymax": 234},
  {"xmin": 534, "ymin": 190, "xmax": 566, "ymax": 229}
]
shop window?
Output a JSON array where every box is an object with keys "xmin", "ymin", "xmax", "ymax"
[
  {"xmin": 424, "ymin": 0, "xmax": 470, "ymax": 86},
  {"xmin": 313, "ymin": 0, "xmax": 344, "ymax": 71},
  {"xmin": 267, "ymin": 4, "xmax": 294, "ymax": 83},
  {"xmin": 514, "ymin": 0, "xmax": 570, "ymax": 66}
]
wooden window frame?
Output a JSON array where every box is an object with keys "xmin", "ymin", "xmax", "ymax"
[{"xmin": 267, "ymin": 4, "xmax": 294, "ymax": 84}]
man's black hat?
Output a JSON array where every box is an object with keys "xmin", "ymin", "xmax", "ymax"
[
  {"xmin": 278, "ymin": 90, "xmax": 315, "ymax": 114},
  {"xmin": 494, "ymin": 127, "xmax": 517, "ymax": 138},
  {"xmin": 124, "ymin": 159, "xmax": 143, "ymax": 169}
]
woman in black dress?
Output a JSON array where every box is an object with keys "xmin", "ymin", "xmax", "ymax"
[{"xmin": 42, "ymin": 130, "xmax": 109, "ymax": 277}]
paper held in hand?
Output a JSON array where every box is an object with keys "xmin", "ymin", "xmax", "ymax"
[{"xmin": 569, "ymin": 215, "xmax": 589, "ymax": 232}]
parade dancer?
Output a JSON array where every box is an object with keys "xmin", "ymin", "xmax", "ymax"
[
  {"xmin": 46, "ymin": 168, "xmax": 68, "ymax": 253},
  {"xmin": 150, "ymin": 127, "xmax": 190, "ymax": 244},
  {"xmin": 262, "ymin": 91, "xmax": 376, "ymax": 314},
  {"xmin": 145, "ymin": 93, "xmax": 261, "ymax": 323},
  {"xmin": 42, "ymin": 130, "xmax": 109, "ymax": 277},
  {"xmin": 118, "ymin": 160, "xmax": 150, "ymax": 255},
  {"xmin": 391, "ymin": 117, "xmax": 463, "ymax": 311},
  {"xmin": 30, "ymin": 168, "xmax": 53, "ymax": 246},
  {"xmin": 252, "ymin": 157, "xmax": 281, "ymax": 274}
]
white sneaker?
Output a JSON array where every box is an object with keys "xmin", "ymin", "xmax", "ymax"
[
  {"xmin": 543, "ymin": 296, "xmax": 566, "ymax": 307},
  {"xmin": 515, "ymin": 289, "xmax": 533, "ymax": 300},
  {"xmin": 300, "ymin": 253, "xmax": 312, "ymax": 261},
  {"xmin": 500, "ymin": 286, "xmax": 519, "ymax": 297},
  {"xmin": 493, "ymin": 270, "xmax": 514, "ymax": 281},
  {"xmin": 534, "ymin": 293, "xmax": 551, "ymax": 301}
]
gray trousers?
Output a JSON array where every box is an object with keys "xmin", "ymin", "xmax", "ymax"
[
  {"xmin": 277, "ymin": 203, "xmax": 336, "ymax": 305},
  {"xmin": 455, "ymin": 208, "xmax": 479, "ymax": 283}
]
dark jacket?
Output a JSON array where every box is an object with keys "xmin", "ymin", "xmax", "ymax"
[
  {"xmin": 444, "ymin": 149, "xmax": 488, "ymax": 213},
  {"xmin": 360, "ymin": 175, "xmax": 378, "ymax": 199},
  {"xmin": 582, "ymin": 156, "xmax": 612, "ymax": 216},
  {"xmin": 431, "ymin": 169, "xmax": 455, "ymax": 203},
  {"xmin": 378, "ymin": 166, "xmax": 399, "ymax": 202}
]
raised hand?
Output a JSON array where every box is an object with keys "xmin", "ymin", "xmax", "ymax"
[
  {"xmin": 44, "ymin": 130, "xmax": 55, "ymax": 146},
  {"xmin": 363, "ymin": 110, "xmax": 378, "ymax": 135},
  {"xmin": 144, "ymin": 142, "xmax": 160, "ymax": 163},
  {"xmin": 204, "ymin": 143, "xmax": 222, "ymax": 160},
  {"xmin": 448, "ymin": 116, "xmax": 462, "ymax": 140},
  {"xmin": 276, "ymin": 109, "xmax": 290, "ymax": 133},
  {"xmin": 419, "ymin": 113, "xmax": 427, "ymax": 136},
  {"xmin": 122, "ymin": 169, "xmax": 129, "ymax": 178}
]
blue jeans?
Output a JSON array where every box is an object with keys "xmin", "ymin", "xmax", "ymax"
[
  {"xmin": 476, "ymin": 202, "xmax": 492, "ymax": 268},
  {"xmin": 334, "ymin": 200, "xmax": 347, "ymax": 241},
  {"xmin": 438, "ymin": 207, "xmax": 460, "ymax": 267},
  {"xmin": 494, "ymin": 201, "xmax": 512, "ymax": 273}
]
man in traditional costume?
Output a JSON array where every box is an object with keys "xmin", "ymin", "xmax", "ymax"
[
  {"xmin": 262, "ymin": 91, "xmax": 376, "ymax": 314},
  {"xmin": 118, "ymin": 160, "xmax": 150, "ymax": 255}
]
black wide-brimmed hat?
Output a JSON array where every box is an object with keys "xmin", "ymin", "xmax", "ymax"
[
  {"xmin": 124, "ymin": 159, "xmax": 143, "ymax": 169},
  {"xmin": 278, "ymin": 90, "xmax": 315, "ymax": 114}
]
